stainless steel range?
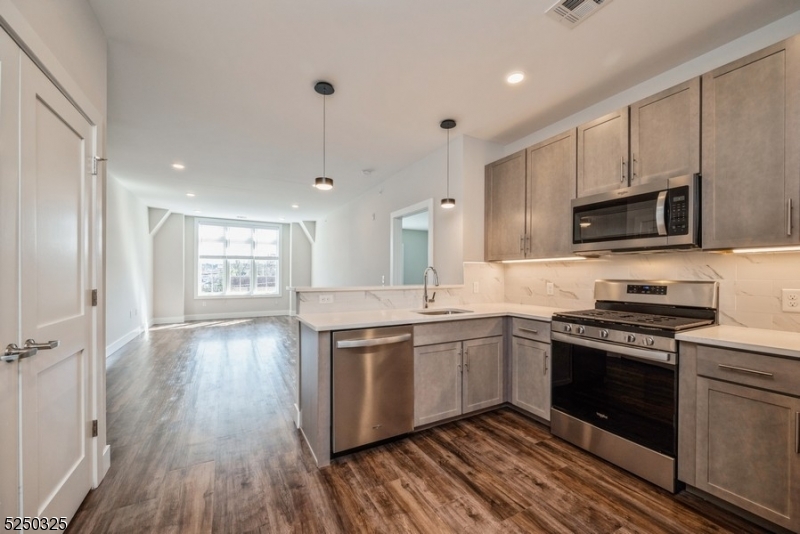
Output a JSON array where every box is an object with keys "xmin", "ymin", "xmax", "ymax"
[{"xmin": 550, "ymin": 280, "xmax": 718, "ymax": 492}]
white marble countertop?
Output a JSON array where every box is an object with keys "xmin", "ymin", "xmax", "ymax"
[
  {"xmin": 290, "ymin": 284, "xmax": 464, "ymax": 292},
  {"xmin": 297, "ymin": 302, "xmax": 568, "ymax": 331},
  {"xmin": 676, "ymin": 325, "xmax": 800, "ymax": 359}
]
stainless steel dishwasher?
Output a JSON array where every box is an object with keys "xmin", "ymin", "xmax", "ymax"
[{"xmin": 332, "ymin": 325, "xmax": 414, "ymax": 453}]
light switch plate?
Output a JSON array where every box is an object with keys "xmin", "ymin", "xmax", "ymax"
[
  {"xmin": 781, "ymin": 289, "xmax": 800, "ymax": 312},
  {"xmin": 319, "ymin": 294, "xmax": 334, "ymax": 304}
]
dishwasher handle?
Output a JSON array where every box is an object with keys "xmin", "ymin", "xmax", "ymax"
[{"xmin": 336, "ymin": 333, "xmax": 412, "ymax": 349}]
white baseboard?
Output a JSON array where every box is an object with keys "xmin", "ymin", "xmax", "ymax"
[
  {"xmin": 101, "ymin": 445, "xmax": 111, "ymax": 481},
  {"xmin": 183, "ymin": 310, "xmax": 291, "ymax": 321},
  {"xmin": 294, "ymin": 403, "xmax": 302, "ymax": 428},
  {"xmin": 152, "ymin": 315, "xmax": 186, "ymax": 325},
  {"xmin": 106, "ymin": 327, "xmax": 142, "ymax": 356}
]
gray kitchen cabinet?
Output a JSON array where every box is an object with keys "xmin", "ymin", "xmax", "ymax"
[
  {"xmin": 485, "ymin": 150, "xmax": 527, "ymax": 260},
  {"xmin": 629, "ymin": 78, "xmax": 700, "ymax": 186},
  {"xmin": 679, "ymin": 342, "xmax": 800, "ymax": 532},
  {"xmin": 485, "ymin": 130, "xmax": 576, "ymax": 261},
  {"xmin": 702, "ymin": 35, "xmax": 800, "ymax": 250},
  {"xmin": 577, "ymin": 108, "xmax": 629, "ymax": 197},
  {"xmin": 414, "ymin": 341, "xmax": 462, "ymax": 426},
  {"xmin": 510, "ymin": 317, "xmax": 551, "ymax": 421},
  {"xmin": 414, "ymin": 334, "xmax": 504, "ymax": 427},
  {"xmin": 527, "ymin": 129, "xmax": 576, "ymax": 258}
]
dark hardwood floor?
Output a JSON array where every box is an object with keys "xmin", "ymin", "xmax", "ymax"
[{"xmin": 67, "ymin": 316, "xmax": 770, "ymax": 533}]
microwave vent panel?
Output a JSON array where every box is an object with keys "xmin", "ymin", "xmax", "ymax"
[{"xmin": 546, "ymin": 0, "xmax": 613, "ymax": 28}]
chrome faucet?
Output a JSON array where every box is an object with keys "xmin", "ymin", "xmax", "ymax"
[{"xmin": 422, "ymin": 266, "xmax": 439, "ymax": 309}]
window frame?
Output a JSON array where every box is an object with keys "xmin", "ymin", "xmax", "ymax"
[{"xmin": 194, "ymin": 218, "xmax": 282, "ymax": 299}]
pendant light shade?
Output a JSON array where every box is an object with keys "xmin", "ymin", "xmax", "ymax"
[
  {"xmin": 313, "ymin": 81, "xmax": 335, "ymax": 190},
  {"xmin": 440, "ymin": 119, "xmax": 456, "ymax": 209}
]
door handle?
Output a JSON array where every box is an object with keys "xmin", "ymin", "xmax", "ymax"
[
  {"xmin": 655, "ymin": 191, "xmax": 668, "ymax": 236},
  {"xmin": 3, "ymin": 344, "xmax": 38, "ymax": 363},
  {"xmin": 24, "ymin": 339, "xmax": 60, "ymax": 350}
]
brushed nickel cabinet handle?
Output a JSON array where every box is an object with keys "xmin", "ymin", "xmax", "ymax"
[
  {"xmin": 788, "ymin": 198, "xmax": 793, "ymax": 236},
  {"xmin": 543, "ymin": 353, "xmax": 549, "ymax": 376},
  {"xmin": 519, "ymin": 234, "xmax": 524, "ymax": 253},
  {"xmin": 632, "ymin": 153, "xmax": 638, "ymax": 179},
  {"xmin": 519, "ymin": 327, "xmax": 539, "ymax": 335},
  {"xmin": 717, "ymin": 363, "xmax": 774, "ymax": 378}
]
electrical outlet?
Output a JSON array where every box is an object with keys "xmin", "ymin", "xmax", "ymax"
[
  {"xmin": 782, "ymin": 289, "xmax": 800, "ymax": 312},
  {"xmin": 319, "ymin": 294, "xmax": 334, "ymax": 304},
  {"xmin": 473, "ymin": 282, "xmax": 479, "ymax": 293},
  {"xmin": 546, "ymin": 282, "xmax": 554, "ymax": 296}
]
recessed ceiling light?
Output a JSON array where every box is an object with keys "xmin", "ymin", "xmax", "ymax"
[
  {"xmin": 193, "ymin": 210, "xmax": 202, "ymax": 214},
  {"xmin": 186, "ymin": 193, "xmax": 195, "ymax": 197},
  {"xmin": 506, "ymin": 72, "xmax": 525, "ymax": 84},
  {"xmin": 279, "ymin": 217, "xmax": 286, "ymax": 221},
  {"xmin": 172, "ymin": 163, "xmax": 185, "ymax": 170},
  {"xmin": 291, "ymin": 204, "xmax": 299, "ymax": 209},
  {"xmin": 236, "ymin": 215, "xmax": 247, "ymax": 219}
]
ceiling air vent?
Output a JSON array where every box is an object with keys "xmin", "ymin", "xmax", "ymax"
[{"xmin": 546, "ymin": 0, "xmax": 613, "ymax": 28}]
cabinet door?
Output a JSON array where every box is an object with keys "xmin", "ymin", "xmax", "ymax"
[
  {"xmin": 414, "ymin": 342, "xmax": 462, "ymax": 427},
  {"xmin": 462, "ymin": 336, "xmax": 503, "ymax": 414},
  {"xmin": 702, "ymin": 36, "xmax": 800, "ymax": 249},
  {"xmin": 511, "ymin": 337, "xmax": 550, "ymax": 420},
  {"xmin": 577, "ymin": 108, "xmax": 629, "ymax": 197},
  {"xmin": 527, "ymin": 129, "xmax": 576, "ymax": 258},
  {"xmin": 485, "ymin": 150, "xmax": 527, "ymax": 261},
  {"xmin": 630, "ymin": 78, "xmax": 700, "ymax": 186},
  {"xmin": 696, "ymin": 377, "xmax": 800, "ymax": 531}
]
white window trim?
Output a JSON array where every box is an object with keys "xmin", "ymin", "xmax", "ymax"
[{"xmin": 194, "ymin": 218, "xmax": 283, "ymax": 299}]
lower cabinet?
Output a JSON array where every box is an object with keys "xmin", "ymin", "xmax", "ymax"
[
  {"xmin": 414, "ymin": 336, "xmax": 503, "ymax": 427},
  {"xmin": 511, "ymin": 337, "xmax": 550, "ymax": 420},
  {"xmin": 680, "ymin": 342, "xmax": 800, "ymax": 532}
]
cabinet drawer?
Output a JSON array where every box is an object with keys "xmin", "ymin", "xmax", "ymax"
[
  {"xmin": 414, "ymin": 317, "xmax": 503, "ymax": 346},
  {"xmin": 511, "ymin": 317, "xmax": 551, "ymax": 343},
  {"xmin": 696, "ymin": 345, "xmax": 800, "ymax": 397}
]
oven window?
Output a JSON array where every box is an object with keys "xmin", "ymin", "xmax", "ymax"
[
  {"xmin": 574, "ymin": 191, "xmax": 661, "ymax": 244},
  {"xmin": 551, "ymin": 341, "xmax": 676, "ymax": 456}
]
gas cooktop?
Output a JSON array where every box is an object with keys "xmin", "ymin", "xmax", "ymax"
[{"xmin": 553, "ymin": 309, "xmax": 714, "ymax": 332}]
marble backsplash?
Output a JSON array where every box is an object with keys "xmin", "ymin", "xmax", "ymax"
[
  {"xmin": 504, "ymin": 250, "xmax": 800, "ymax": 333},
  {"xmin": 295, "ymin": 262, "xmax": 505, "ymax": 315}
]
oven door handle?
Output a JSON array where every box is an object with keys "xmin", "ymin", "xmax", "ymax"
[
  {"xmin": 656, "ymin": 191, "xmax": 668, "ymax": 236},
  {"xmin": 551, "ymin": 332, "xmax": 675, "ymax": 365}
]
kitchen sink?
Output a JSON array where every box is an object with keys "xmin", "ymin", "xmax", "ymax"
[{"xmin": 415, "ymin": 308, "xmax": 473, "ymax": 316}]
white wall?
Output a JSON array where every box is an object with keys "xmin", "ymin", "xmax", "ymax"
[
  {"xmin": 314, "ymin": 135, "xmax": 501, "ymax": 287},
  {"xmin": 105, "ymin": 177, "xmax": 151, "ymax": 353},
  {"xmin": 290, "ymin": 223, "xmax": 312, "ymax": 287},
  {"xmin": 153, "ymin": 213, "xmax": 185, "ymax": 321}
]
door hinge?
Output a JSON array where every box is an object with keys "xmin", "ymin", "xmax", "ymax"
[
  {"xmin": 91, "ymin": 289, "xmax": 98, "ymax": 307},
  {"xmin": 91, "ymin": 420, "xmax": 98, "ymax": 437},
  {"xmin": 92, "ymin": 156, "xmax": 107, "ymax": 176}
]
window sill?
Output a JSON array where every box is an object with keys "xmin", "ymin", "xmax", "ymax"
[{"xmin": 194, "ymin": 293, "xmax": 283, "ymax": 300}]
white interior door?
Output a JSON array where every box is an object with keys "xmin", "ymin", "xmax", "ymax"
[
  {"xmin": 19, "ymin": 53, "xmax": 93, "ymax": 520},
  {"xmin": 0, "ymin": 30, "xmax": 21, "ymax": 520}
]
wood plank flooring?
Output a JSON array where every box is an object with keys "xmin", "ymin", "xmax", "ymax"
[{"xmin": 67, "ymin": 317, "xmax": 771, "ymax": 533}]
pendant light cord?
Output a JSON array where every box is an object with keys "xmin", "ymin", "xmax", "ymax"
[
  {"xmin": 446, "ymin": 128, "xmax": 450, "ymax": 197},
  {"xmin": 322, "ymin": 95, "xmax": 326, "ymax": 178}
]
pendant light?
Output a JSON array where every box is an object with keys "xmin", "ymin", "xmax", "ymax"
[
  {"xmin": 440, "ymin": 119, "xmax": 456, "ymax": 209},
  {"xmin": 313, "ymin": 81, "xmax": 334, "ymax": 190}
]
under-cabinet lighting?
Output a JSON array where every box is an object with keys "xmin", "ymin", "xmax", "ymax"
[
  {"xmin": 501, "ymin": 256, "xmax": 587, "ymax": 264},
  {"xmin": 731, "ymin": 245, "xmax": 800, "ymax": 254}
]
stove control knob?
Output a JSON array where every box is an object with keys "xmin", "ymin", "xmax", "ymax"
[
  {"xmin": 645, "ymin": 337, "xmax": 655, "ymax": 346},
  {"xmin": 576, "ymin": 326, "xmax": 585, "ymax": 335},
  {"xmin": 563, "ymin": 324, "xmax": 572, "ymax": 333},
  {"xmin": 626, "ymin": 334, "xmax": 637, "ymax": 343},
  {"xmin": 600, "ymin": 329, "xmax": 609, "ymax": 339}
]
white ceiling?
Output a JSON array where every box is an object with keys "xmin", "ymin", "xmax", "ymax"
[{"xmin": 88, "ymin": 0, "xmax": 800, "ymax": 223}]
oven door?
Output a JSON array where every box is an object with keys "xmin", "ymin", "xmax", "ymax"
[{"xmin": 550, "ymin": 333, "xmax": 677, "ymax": 458}]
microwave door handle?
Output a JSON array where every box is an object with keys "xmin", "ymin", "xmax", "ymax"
[{"xmin": 656, "ymin": 191, "xmax": 668, "ymax": 236}]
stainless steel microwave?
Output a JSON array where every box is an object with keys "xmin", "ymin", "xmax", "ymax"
[{"xmin": 571, "ymin": 174, "xmax": 700, "ymax": 254}]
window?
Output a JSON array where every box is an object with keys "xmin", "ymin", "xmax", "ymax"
[{"xmin": 197, "ymin": 220, "xmax": 280, "ymax": 297}]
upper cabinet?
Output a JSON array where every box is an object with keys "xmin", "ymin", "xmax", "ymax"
[
  {"xmin": 702, "ymin": 36, "xmax": 800, "ymax": 250},
  {"xmin": 630, "ymin": 78, "xmax": 700, "ymax": 185},
  {"xmin": 485, "ymin": 150, "xmax": 527, "ymax": 261},
  {"xmin": 577, "ymin": 108, "xmax": 629, "ymax": 197},
  {"xmin": 485, "ymin": 131, "xmax": 576, "ymax": 261},
  {"xmin": 527, "ymin": 129, "xmax": 576, "ymax": 258}
]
